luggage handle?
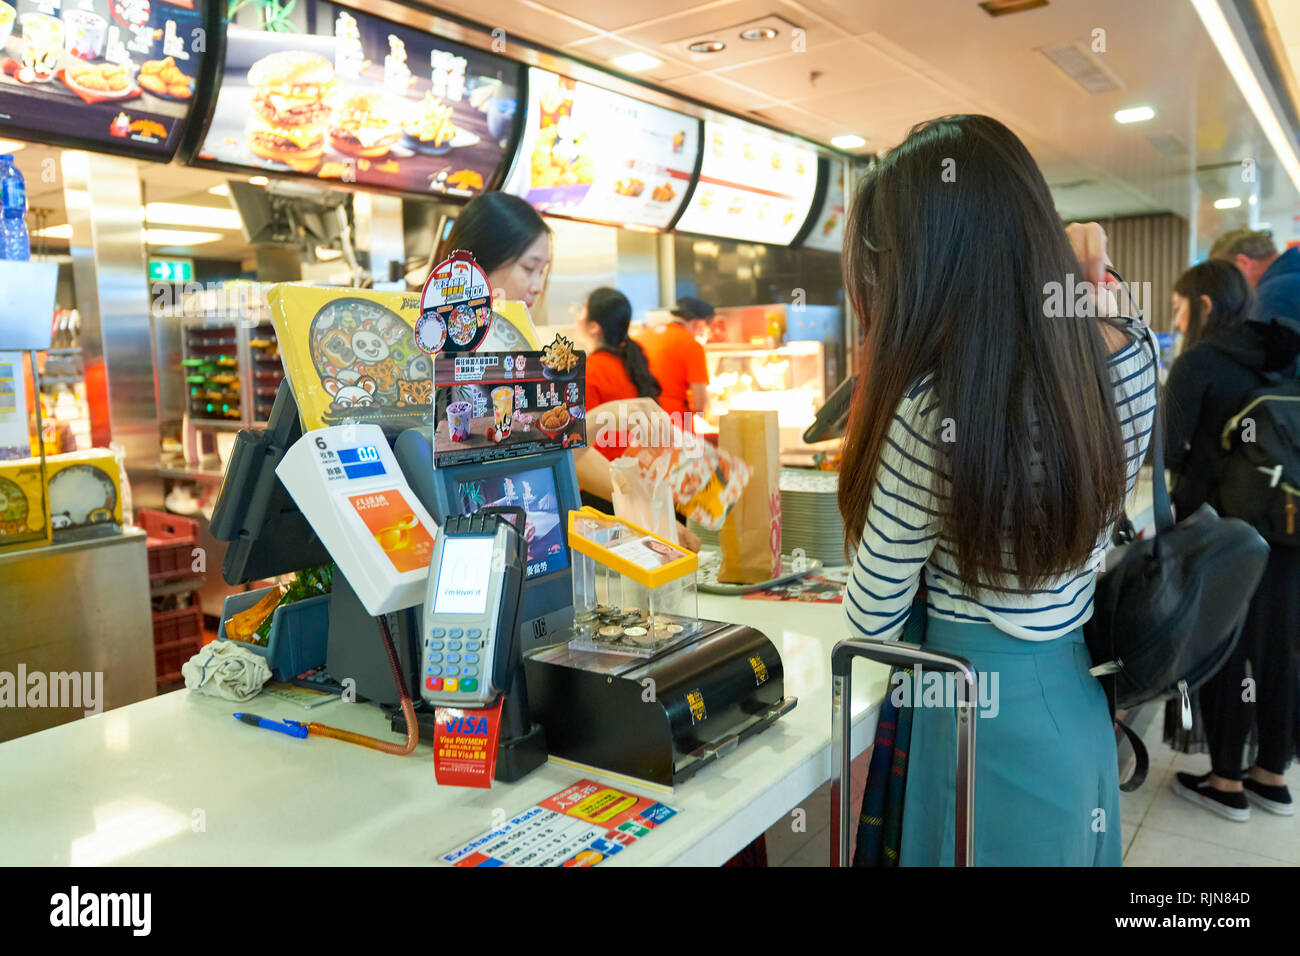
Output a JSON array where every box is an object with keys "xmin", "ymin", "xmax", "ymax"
[{"xmin": 830, "ymin": 639, "xmax": 978, "ymax": 867}]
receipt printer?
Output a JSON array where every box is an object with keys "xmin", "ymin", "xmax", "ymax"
[{"xmin": 524, "ymin": 622, "xmax": 796, "ymax": 787}]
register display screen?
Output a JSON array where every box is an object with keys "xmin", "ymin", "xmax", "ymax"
[
  {"xmin": 433, "ymin": 536, "xmax": 496, "ymax": 614},
  {"xmin": 338, "ymin": 445, "xmax": 386, "ymax": 480},
  {"xmin": 456, "ymin": 465, "xmax": 568, "ymax": 580}
]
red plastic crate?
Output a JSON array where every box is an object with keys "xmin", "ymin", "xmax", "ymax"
[
  {"xmin": 139, "ymin": 509, "xmax": 200, "ymax": 582},
  {"xmin": 155, "ymin": 638, "xmax": 201, "ymax": 686},
  {"xmin": 152, "ymin": 605, "xmax": 203, "ymax": 648}
]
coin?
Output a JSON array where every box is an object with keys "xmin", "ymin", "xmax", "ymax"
[
  {"xmin": 623, "ymin": 626, "xmax": 654, "ymax": 645},
  {"xmin": 598, "ymin": 625, "xmax": 624, "ymax": 639}
]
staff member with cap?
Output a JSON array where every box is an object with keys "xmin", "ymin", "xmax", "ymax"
[{"xmin": 638, "ymin": 296, "xmax": 713, "ymax": 427}]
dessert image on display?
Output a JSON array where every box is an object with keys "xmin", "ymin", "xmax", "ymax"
[
  {"xmin": 329, "ymin": 92, "xmax": 401, "ymax": 158},
  {"xmin": 245, "ymin": 50, "xmax": 338, "ymax": 172},
  {"xmin": 614, "ymin": 177, "xmax": 644, "ymax": 197}
]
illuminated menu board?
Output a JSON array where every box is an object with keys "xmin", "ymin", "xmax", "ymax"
[
  {"xmin": 192, "ymin": 1, "xmax": 519, "ymax": 197},
  {"xmin": 674, "ymin": 118, "xmax": 820, "ymax": 246},
  {"xmin": 502, "ymin": 67, "xmax": 699, "ymax": 230},
  {"xmin": 801, "ymin": 158, "xmax": 847, "ymax": 252},
  {"xmin": 0, "ymin": 0, "xmax": 209, "ymax": 160}
]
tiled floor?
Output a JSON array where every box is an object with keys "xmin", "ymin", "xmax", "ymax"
[{"xmin": 765, "ymin": 708, "xmax": 1298, "ymax": 867}]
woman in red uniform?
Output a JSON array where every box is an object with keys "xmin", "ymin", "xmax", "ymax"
[{"xmin": 578, "ymin": 287, "xmax": 662, "ymax": 461}]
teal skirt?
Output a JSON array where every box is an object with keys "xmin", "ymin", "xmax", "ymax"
[{"xmin": 899, "ymin": 618, "xmax": 1122, "ymax": 866}]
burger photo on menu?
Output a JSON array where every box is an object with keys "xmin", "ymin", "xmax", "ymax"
[
  {"xmin": 245, "ymin": 50, "xmax": 338, "ymax": 172},
  {"xmin": 330, "ymin": 92, "xmax": 401, "ymax": 159}
]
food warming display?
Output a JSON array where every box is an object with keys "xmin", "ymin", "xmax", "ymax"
[
  {"xmin": 176, "ymin": 284, "xmax": 283, "ymax": 428},
  {"xmin": 193, "ymin": 0, "xmax": 520, "ymax": 197},
  {"xmin": 674, "ymin": 117, "xmax": 820, "ymax": 246},
  {"xmin": 502, "ymin": 67, "xmax": 699, "ymax": 230},
  {"xmin": 0, "ymin": 0, "xmax": 209, "ymax": 159}
]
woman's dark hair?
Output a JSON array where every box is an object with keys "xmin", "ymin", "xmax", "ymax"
[
  {"xmin": 839, "ymin": 114, "xmax": 1127, "ymax": 593},
  {"xmin": 442, "ymin": 193, "xmax": 550, "ymax": 274},
  {"xmin": 586, "ymin": 287, "xmax": 661, "ymax": 400},
  {"xmin": 1173, "ymin": 259, "xmax": 1253, "ymax": 348}
]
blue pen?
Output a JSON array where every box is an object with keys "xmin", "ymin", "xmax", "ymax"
[{"xmin": 233, "ymin": 713, "xmax": 309, "ymax": 738}]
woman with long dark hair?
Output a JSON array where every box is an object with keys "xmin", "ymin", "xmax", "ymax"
[
  {"xmin": 579, "ymin": 287, "xmax": 662, "ymax": 418},
  {"xmin": 1164, "ymin": 258, "xmax": 1299, "ymax": 820},
  {"xmin": 441, "ymin": 192, "xmax": 552, "ymax": 349},
  {"xmin": 840, "ymin": 115, "xmax": 1157, "ymax": 865}
]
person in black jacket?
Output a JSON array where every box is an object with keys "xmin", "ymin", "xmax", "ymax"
[{"xmin": 1164, "ymin": 258, "xmax": 1300, "ymax": 821}]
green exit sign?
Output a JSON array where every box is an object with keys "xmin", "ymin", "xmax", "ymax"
[{"xmin": 149, "ymin": 258, "xmax": 194, "ymax": 283}]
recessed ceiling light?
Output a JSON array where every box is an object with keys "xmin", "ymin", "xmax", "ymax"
[
  {"xmin": 207, "ymin": 184, "xmax": 230, "ymax": 197},
  {"xmin": 831, "ymin": 134, "xmax": 867, "ymax": 149},
  {"xmin": 146, "ymin": 229, "xmax": 222, "ymax": 246},
  {"xmin": 1214, "ymin": 197, "xmax": 1242, "ymax": 209},
  {"xmin": 33, "ymin": 224, "xmax": 72, "ymax": 240},
  {"xmin": 146, "ymin": 202, "xmax": 243, "ymax": 230},
  {"xmin": 1114, "ymin": 106, "xmax": 1156, "ymax": 124},
  {"xmin": 612, "ymin": 52, "xmax": 661, "ymax": 72},
  {"xmin": 249, "ymin": 175, "xmax": 269, "ymax": 186},
  {"xmin": 0, "ymin": 139, "xmax": 27, "ymax": 153},
  {"xmin": 688, "ymin": 40, "xmax": 726, "ymax": 54},
  {"xmin": 740, "ymin": 27, "xmax": 778, "ymax": 41}
]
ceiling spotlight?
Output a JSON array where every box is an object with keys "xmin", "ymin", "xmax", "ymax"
[
  {"xmin": 740, "ymin": 27, "xmax": 778, "ymax": 41},
  {"xmin": 1114, "ymin": 106, "xmax": 1156, "ymax": 124},
  {"xmin": 831, "ymin": 134, "xmax": 867, "ymax": 149},
  {"xmin": 688, "ymin": 40, "xmax": 726, "ymax": 54},
  {"xmin": 249, "ymin": 175, "xmax": 270, "ymax": 186},
  {"xmin": 1214, "ymin": 197, "xmax": 1242, "ymax": 209}
]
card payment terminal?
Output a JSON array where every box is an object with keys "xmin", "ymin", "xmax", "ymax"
[{"xmin": 420, "ymin": 508, "xmax": 526, "ymax": 707}]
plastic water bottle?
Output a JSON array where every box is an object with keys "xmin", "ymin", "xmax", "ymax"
[{"xmin": 0, "ymin": 155, "xmax": 30, "ymax": 261}]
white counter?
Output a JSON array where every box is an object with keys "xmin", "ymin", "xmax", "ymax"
[
  {"xmin": 0, "ymin": 474, "xmax": 1155, "ymax": 866},
  {"xmin": 0, "ymin": 594, "xmax": 890, "ymax": 867}
]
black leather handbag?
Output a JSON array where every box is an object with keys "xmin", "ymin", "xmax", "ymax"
[{"xmin": 1085, "ymin": 289, "xmax": 1270, "ymax": 790}]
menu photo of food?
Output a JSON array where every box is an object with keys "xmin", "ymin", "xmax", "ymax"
[
  {"xmin": 0, "ymin": 0, "xmax": 204, "ymax": 156},
  {"xmin": 503, "ymin": 66, "xmax": 698, "ymax": 230},
  {"xmin": 432, "ymin": 340, "xmax": 587, "ymax": 469},
  {"xmin": 197, "ymin": 5, "xmax": 519, "ymax": 196}
]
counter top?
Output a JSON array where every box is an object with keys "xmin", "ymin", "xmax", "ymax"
[
  {"xmin": 0, "ymin": 595, "xmax": 890, "ymax": 867},
  {"xmin": 0, "ymin": 472, "xmax": 1158, "ymax": 865},
  {"xmin": 0, "ymin": 527, "xmax": 145, "ymax": 566}
]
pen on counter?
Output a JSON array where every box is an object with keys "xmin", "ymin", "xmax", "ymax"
[{"xmin": 233, "ymin": 713, "xmax": 309, "ymax": 738}]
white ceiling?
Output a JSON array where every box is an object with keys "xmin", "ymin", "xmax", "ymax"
[{"xmin": 430, "ymin": 0, "xmax": 1300, "ymax": 246}]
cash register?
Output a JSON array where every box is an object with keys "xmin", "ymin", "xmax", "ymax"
[{"xmin": 213, "ymin": 381, "xmax": 796, "ymax": 789}]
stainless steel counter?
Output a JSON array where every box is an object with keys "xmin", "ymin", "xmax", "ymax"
[{"xmin": 0, "ymin": 529, "xmax": 155, "ymax": 743}]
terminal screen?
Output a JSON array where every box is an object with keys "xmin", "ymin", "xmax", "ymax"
[{"xmin": 433, "ymin": 536, "xmax": 496, "ymax": 615}]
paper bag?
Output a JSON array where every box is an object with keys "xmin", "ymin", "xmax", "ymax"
[{"xmin": 717, "ymin": 410, "xmax": 781, "ymax": 584}]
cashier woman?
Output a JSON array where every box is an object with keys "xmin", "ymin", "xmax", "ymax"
[
  {"xmin": 438, "ymin": 195, "xmax": 699, "ymax": 551},
  {"xmin": 441, "ymin": 193, "xmax": 552, "ymax": 350}
]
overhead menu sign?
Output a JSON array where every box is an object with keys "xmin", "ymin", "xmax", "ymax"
[
  {"xmin": 674, "ymin": 117, "xmax": 820, "ymax": 246},
  {"xmin": 503, "ymin": 67, "xmax": 699, "ymax": 230}
]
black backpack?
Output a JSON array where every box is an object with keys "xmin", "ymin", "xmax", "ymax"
[{"xmin": 1217, "ymin": 377, "xmax": 1300, "ymax": 546}]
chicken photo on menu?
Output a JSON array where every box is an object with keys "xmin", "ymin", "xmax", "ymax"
[
  {"xmin": 197, "ymin": 4, "xmax": 518, "ymax": 196},
  {"xmin": 0, "ymin": 0, "xmax": 202, "ymax": 154}
]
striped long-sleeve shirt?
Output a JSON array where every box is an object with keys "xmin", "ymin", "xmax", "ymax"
[{"xmin": 844, "ymin": 319, "xmax": 1158, "ymax": 642}]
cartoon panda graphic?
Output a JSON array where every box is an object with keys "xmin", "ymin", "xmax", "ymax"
[{"xmin": 352, "ymin": 325, "xmax": 402, "ymax": 397}]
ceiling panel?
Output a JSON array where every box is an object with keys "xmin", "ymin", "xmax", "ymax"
[
  {"xmin": 415, "ymin": 0, "xmax": 602, "ymax": 48},
  {"xmin": 714, "ymin": 38, "xmax": 913, "ymax": 101}
]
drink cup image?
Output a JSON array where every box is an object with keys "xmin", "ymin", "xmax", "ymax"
[
  {"xmin": 491, "ymin": 386, "xmax": 514, "ymax": 441},
  {"xmin": 20, "ymin": 14, "xmax": 64, "ymax": 82},
  {"xmin": 0, "ymin": 4, "xmax": 17, "ymax": 47},
  {"xmin": 446, "ymin": 400, "xmax": 472, "ymax": 442},
  {"xmin": 62, "ymin": 9, "xmax": 107, "ymax": 60}
]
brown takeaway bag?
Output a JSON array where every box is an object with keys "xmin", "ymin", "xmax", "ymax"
[{"xmin": 717, "ymin": 409, "xmax": 782, "ymax": 584}]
